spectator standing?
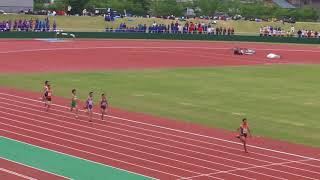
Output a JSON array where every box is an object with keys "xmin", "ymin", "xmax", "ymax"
[
  {"xmin": 53, "ymin": 21, "xmax": 57, "ymax": 32},
  {"xmin": 223, "ymin": 27, "xmax": 227, "ymax": 35},
  {"xmin": 67, "ymin": 5, "xmax": 72, "ymax": 16},
  {"xmin": 297, "ymin": 30, "xmax": 302, "ymax": 38},
  {"xmin": 198, "ymin": 25, "xmax": 203, "ymax": 34}
]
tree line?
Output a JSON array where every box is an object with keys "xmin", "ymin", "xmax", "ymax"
[{"xmin": 34, "ymin": 0, "xmax": 319, "ymax": 21}]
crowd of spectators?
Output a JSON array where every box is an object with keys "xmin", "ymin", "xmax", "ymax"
[
  {"xmin": 106, "ymin": 21, "xmax": 235, "ymax": 35},
  {"xmin": 259, "ymin": 26, "xmax": 319, "ymax": 38},
  {"xmin": 296, "ymin": 29, "xmax": 319, "ymax": 38},
  {"xmin": 260, "ymin": 26, "xmax": 290, "ymax": 37},
  {"xmin": 0, "ymin": 18, "xmax": 57, "ymax": 32}
]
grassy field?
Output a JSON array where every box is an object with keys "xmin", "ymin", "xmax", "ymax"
[
  {"xmin": 1, "ymin": 14, "xmax": 320, "ymax": 35},
  {"xmin": 0, "ymin": 65, "xmax": 320, "ymax": 147}
]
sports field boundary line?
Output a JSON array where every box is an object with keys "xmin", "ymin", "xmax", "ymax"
[
  {"xmin": 1, "ymin": 100, "xmax": 319, "ymax": 176},
  {"xmin": 0, "ymin": 167, "xmax": 37, "ymax": 180},
  {"xmin": 0, "ymin": 156, "xmax": 72, "ymax": 180},
  {"xmin": 0, "ymin": 92, "xmax": 319, "ymax": 162},
  {"xmin": 3, "ymin": 122, "xmax": 315, "ymax": 180},
  {"xmin": 0, "ymin": 135, "xmax": 158, "ymax": 180},
  {"xmin": 1, "ymin": 46, "xmax": 320, "ymax": 55},
  {"xmin": 0, "ymin": 118, "xmax": 203, "ymax": 176},
  {"xmin": 0, "ymin": 110, "xmax": 232, "ymax": 173},
  {"xmin": 179, "ymin": 157, "xmax": 316, "ymax": 180},
  {"xmin": 3, "ymin": 96, "xmax": 318, "ymax": 170},
  {"xmin": 2, "ymin": 110, "xmax": 299, "ymax": 180},
  {"xmin": 0, "ymin": 111, "xmax": 298, "ymax": 179}
]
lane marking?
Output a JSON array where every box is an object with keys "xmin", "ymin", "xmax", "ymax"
[
  {"xmin": 0, "ymin": 168, "xmax": 37, "ymax": 180},
  {"xmin": 0, "ymin": 102, "xmax": 293, "ymax": 165},
  {"xmin": 0, "ymin": 134, "xmax": 157, "ymax": 179},
  {"xmin": 1, "ymin": 99, "xmax": 319, "ymax": 179},
  {"xmin": 2, "ymin": 94, "xmax": 320, "ymax": 174},
  {"xmin": 0, "ymin": 127, "xmax": 178, "ymax": 179},
  {"xmin": 180, "ymin": 158, "xmax": 317, "ymax": 180},
  {"xmin": 0, "ymin": 46, "xmax": 320, "ymax": 55},
  {"xmin": 0, "ymin": 157, "xmax": 72, "ymax": 180},
  {"xmin": 0, "ymin": 111, "xmax": 266, "ymax": 180},
  {"xmin": 1, "ymin": 120, "xmax": 313, "ymax": 180},
  {"xmin": 0, "ymin": 119, "xmax": 204, "ymax": 176},
  {"xmin": 1, "ymin": 101, "xmax": 319, "ymax": 176},
  {"xmin": 0, "ymin": 92, "xmax": 319, "ymax": 162}
]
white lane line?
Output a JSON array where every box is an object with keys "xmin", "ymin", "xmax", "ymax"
[
  {"xmin": 0, "ymin": 107, "xmax": 287, "ymax": 180},
  {"xmin": 0, "ymin": 168, "xmax": 37, "ymax": 180},
  {"xmin": 0, "ymin": 92, "xmax": 319, "ymax": 163},
  {"xmin": 0, "ymin": 106, "xmax": 240, "ymax": 169},
  {"xmin": 1, "ymin": 121, "xmax": 313, "ymax": 180},
  {"xmin": 180, "ymin": 158, "xmax": 317, "ymax": 180},
  {"xmin": 0, "ymin": 109, "xmax": 260, "ymax": 180},
  {"xmin": 0, "ymin": 157, "xmax": 72, "ymax": 180},
  {"xmin": 0, "ymin": 129, "xmax": 165, "ymax": 179},
  {"xmin": 0, "ymin": 46, "xmax": 320, "ymax": 55},
  {"xmin": 0, "ymin": 114, "xmax": 222, "ymax": 175},
  {"xmin": 0, "ymin": 104, "xmax": 284, "ymax": 167},
  {"xmin": 0, "ymin": 121, "xmax": 196, "ymax": 177},
  {"xmin": 1, "ymin": 101, "xmax": 319, "ymax": 178},
  {"xmin": 1, "ymin": 111, "xmax": 282, "ymax": 180},
  {"xmin": 1, "ymin": 100, "xmax": 319, "ymax": 177},
  {"xmin": 2, "ymin": 95, "xmax": 320, "ymax": 175},
  {"xmin": 0, "ymin": 99, "xmax": 279, "ymax": 164}
]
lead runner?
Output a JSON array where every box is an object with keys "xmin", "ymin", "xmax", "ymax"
[{"xmin": 236, "ymin": 118, "xmax": 252, "ymax": 153}]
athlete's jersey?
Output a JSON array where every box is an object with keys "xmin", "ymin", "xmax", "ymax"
[
  {"xmin": 87, "ymin": 97, "xmax": 93, "ymax": 106},
  {"xmin": 101, "ymin": 99, "xmax": 108, "ymax": 107},
  {"xmin": 240, "ymin": 123, "xmax": 249, "ymax": 134}
]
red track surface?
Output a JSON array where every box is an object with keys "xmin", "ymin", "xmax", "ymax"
[
  {"xmin": 0, "ymin": 158, "xmax": 67, "ymax": 180},
  {"xmin": 0, "ymin": 87, "xmax": 320, "ymax": 180},
  {"xmin": 1, "ymin": 40, "xmax": 320, "ymax": 179},
  {"xmin": 0, "ymin": 39, "xmax": 320, "ymax": 73}
]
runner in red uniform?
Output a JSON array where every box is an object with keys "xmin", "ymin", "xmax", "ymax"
[
  {"xmin": 100, "ymin": 93, "xmax": 108, "ymax": 120},
  {"xmin": 42, "ymin": 80, "xmax": 49, "ymax": 105},
  {"xmin": 45, "ymin": 84, "xmax": 52, "ymax": 112},
  {"xmin": 236, "ymin": 118, "xmax": 252, "ymax": 153}
]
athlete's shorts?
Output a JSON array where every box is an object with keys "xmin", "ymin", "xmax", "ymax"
[
  {"xmin": 241, "ymin": 133, "xmax": 248, "ymax": 138},
  {"xmin": 71, "ymin": 101, "xmax": 77, "ymax": 108}
]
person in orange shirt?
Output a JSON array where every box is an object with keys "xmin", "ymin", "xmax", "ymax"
[{"xmin": 237, "ymin": 118, "xmax": 252, "ymax": 153}]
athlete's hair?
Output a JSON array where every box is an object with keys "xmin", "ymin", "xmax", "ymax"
[
  {"xmin": 101, "ymin": 93, "xmax": 105, "ymax": 96},
  {"xmin": 242, "ymin": 118, "xmax": 247, "ymax": 122},
  {"xmin": 45, "ymin": 80, "xmax": 49, "ymax": 84},
  {"xmin": 72, "ymin": 89, "xmax": 76, "ymax": 93}
]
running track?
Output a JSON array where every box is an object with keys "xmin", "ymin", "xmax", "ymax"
[
  {"xmin": 1, "ymin": 40, "xmax": 320, "ymax": 179},
  {"xmin": 1, "ymin": 40, "xmax": 320, "ymax": 73},
  {"xmin": 0, "ymin": 88, "xmax": 320, "ymax": 180}
]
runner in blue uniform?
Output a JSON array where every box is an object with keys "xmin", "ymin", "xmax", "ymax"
[{"xmin": 84, "ymin": 92, "xmax": 94, "ymax": 122}]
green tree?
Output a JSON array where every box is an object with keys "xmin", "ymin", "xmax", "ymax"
[
  {"xmin": 149, "ymin": 0, "xmax": 183, "ymax": 16},
  {"xmin": 65, "ymin": 0, "xmax": 90, "ymax": 14},
  {"xmin": 195, "ymin": 0, "xmax": 220, "ymax": 16}
]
